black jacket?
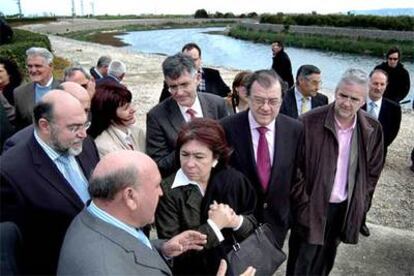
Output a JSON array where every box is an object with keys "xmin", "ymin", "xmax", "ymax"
[
  {"xmin": 375, "ymin": 62, "xmax": 410, "ymax": 103},
  {"xmin": 271, "ymin": 50, "xmax": 294, "ymax": 89}
]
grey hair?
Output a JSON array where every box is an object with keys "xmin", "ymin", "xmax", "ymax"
[
  {"xmin": 245, "ymin": 69, "xmax": 282, "ymax": 97},
  {"xmin": 63, "ymin": 65, "xmax": 91, "ymax": 81},
  {"xmin": 296, "ymin": 64, "xmax": 321, "ymax": 81},
  {"xmin": 97, "ymin": 55, "xmax": 112, "ymax": 68},
  {"xmin": 26, "ymin": 47, "xmax": 54, "ymax": 64},
  {"xmin": 88, "ymin": 165, "xmax": 138, "ymax": 200},
  {"xmin": 108, "ymin": 60, "xmax": 126, "ymax": 79},
  {"xmin": 335, "ymin": 68, "xmax": 369, "ymax": 96},
  {"xmin": 162, "ymin": 53, "xmax": 197, "ymax": 80}
]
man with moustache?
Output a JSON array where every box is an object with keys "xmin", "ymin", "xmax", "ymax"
[
  {"xmin": 13, "ymin": 47, "xmax": 61, "ymax": 129},
  {"xmin": 280, "ymin": 65, "xmax": 328, "ymax": 119},
  {"xmin": 287, "ymin": 69, "xmax": 384, "ymax": 275},
  {"xmin": 0, "ymin": 90, "xmax": 99, "ymax": 274}
]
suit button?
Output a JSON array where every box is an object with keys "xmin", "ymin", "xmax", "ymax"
[{"xmin": 263, "ymin": 203, "xmax": 268, "ymax": 209}]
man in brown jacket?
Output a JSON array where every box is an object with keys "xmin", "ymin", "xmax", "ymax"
[{"xmin": 287, "ymin": 68, "xmax": 384, "ymax": 275}]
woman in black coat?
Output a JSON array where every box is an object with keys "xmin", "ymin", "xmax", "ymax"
[{"xmin": 156, "ymin": 118, "xmax": 257, "ymax": 275}]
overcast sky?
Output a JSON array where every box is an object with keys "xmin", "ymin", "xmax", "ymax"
[{"xmin": 1, "ymin": 0, "xmax": 413, "ymax": 16}]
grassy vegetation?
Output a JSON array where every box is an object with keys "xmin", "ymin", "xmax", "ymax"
[
  {"xmin": 6, "ymin": 16, "xmax": 58, "ymax": 27},
  {"xmin": 260, "ymin": 13, "xmax": 414, "ymax": 31},
  {"xmin": 61, "ymin": 21, "xmax": 236, "ymax": 46},
  {"xmin": 228, "ymin": 26, "xmax": 414, "ymax": 60}
]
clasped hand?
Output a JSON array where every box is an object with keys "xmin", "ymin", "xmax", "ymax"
[{"xmin": 208, "ymin": 201, "xmax": 241, "ymax": 229}]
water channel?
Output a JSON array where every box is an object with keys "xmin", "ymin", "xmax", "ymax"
[{"xmin": 118, "ymin": 27, "xmax": 413, "ymax": 103}]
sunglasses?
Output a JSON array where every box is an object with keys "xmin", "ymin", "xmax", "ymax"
[{"xmin": 388, "ymin": 57, "xmax": 399, "ymax": 61}]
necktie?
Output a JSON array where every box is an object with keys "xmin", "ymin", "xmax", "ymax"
[
  {"xmin": 136, "ymin": 228, "xmax": 152, "ymax": 249},
  {"xmin": 57, "ymin": 155, "xmax": 90, "ymax": 203},
  {"xmin": 368, "ymin": 102, "xmax": 377, "ymax": 118},
  {"xmin": 256, "ymin": 127, "xmax": 271, "ymax": 191},
  {"xmin": 301, "ymin": 97, "xmax": 310, "ymax": 115},
  {"xmin": 186, "ymin": 108, "xmax": 196, "ymax": 121}
]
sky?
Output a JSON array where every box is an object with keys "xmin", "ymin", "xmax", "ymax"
[{"xmin": 1, "ymin": 0, "xmax": 413, "ymax": 16}]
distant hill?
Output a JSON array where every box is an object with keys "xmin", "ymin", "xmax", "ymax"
[{"xmin": 348, "ymin": 8, "xmax": 414, "ymax": 16}]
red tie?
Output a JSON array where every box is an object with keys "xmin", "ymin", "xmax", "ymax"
[
  {"xmin": 186, "ymin": 108, "xmax": 196, "ymax": 121},
  {"xmin": 257, "ymin": 127, "xmax": 271, "ymax": 191}
]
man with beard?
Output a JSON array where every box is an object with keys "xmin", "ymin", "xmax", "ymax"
[{"xmin": 0, "ymin": 90, "xmax": 99, "ymax": 275}]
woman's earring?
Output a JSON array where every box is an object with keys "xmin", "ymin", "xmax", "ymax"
[{"xmin": 212, "ymin": 160, "xmax": 218, "ymax": 168}]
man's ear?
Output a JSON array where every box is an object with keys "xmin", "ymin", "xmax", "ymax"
[
  {"xmin": 123, "ymin": 187, "xmax": 138, "ymax": 210},
  {"xmin": 38, "ymin": 118, "xmax": 50, "ymax": 133}
]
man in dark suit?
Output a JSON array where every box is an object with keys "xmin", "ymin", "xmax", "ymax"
[
  {"xmin": 89, "ymin": 55, "xmax": 111, "ymax": 80},
  {"xmin": 158, "ymin": 42, "xmax": 230, "ymax": 102},
  {"xmin": 359, "ymin": 69, "xmax": 401, "ymax": 237},
  {"xmin": 58, "ymin": 150, "xmax": 207, "ymax": 275},
  {"xmin": 280, "ymin": 64, "xmax": 328, "ymax": 119},
  {"xmin": 95, "ymin": 60, "xmax": 126, "ymax": 88},
  {"xmin": 221, "ymin": 69, "xmax": 303, "ymax": 247},
  {"xmin": 13, "ymin": 47, "xmax": 61, "ymax": 130},
  {"xmin": 147, "ymin": 53, "xmax": 228, "ymax": 178},
  {"xmin": 0, "ymin": 90, "xmax": 100, "ymax": 275}
]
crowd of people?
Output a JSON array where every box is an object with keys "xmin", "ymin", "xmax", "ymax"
[{"xmin": 0, "ymin": 41, "xmax": 411, "ymax": 276}]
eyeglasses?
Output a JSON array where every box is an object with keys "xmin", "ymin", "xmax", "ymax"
[
  {"xmin": 67, "ymin": 121, "xmax": 91, "ymax": 134},
  {"xmin": 336, "ymin": 92, "xmax": 362, "ymax": 104},
  {"xmin": 305, "ymin": 79, "xmax": 322, "ymax": 86},
  {"xmin": 388, "ymin": 57, "xmax": 399, "ymax": 61},
  {"xmin": 250, "ymin": 96, "xmax": 282, "ymax": 107},
  {"xmin": 168, "ymin": 81, "xmax": 192, "ymax": 93}
]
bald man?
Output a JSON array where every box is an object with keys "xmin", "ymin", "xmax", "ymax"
[
  {"xmin": 2, "ymin": 82, "xmax": 91, "ymax": 152},
  {"xmin": 0, "ymin": 90, "xmax": 100, "ymax": 274},
  {"xmin": 58, "ymin": 151, "xmax": 207, "ymax": 275}
]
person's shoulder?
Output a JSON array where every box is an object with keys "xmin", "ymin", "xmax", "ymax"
[
  {"xmin": 220, "ymin": 110, "xmax": 247, "ymax": 126},
  {"xmin": 278, "ymin": 113, "xmax": 303, "ymax": 129},
  {"xmin": 13, "ymin": 82, "xmax": 32, "ymax": 96},
  {"xmin": 199, "ymin": 92, "xmax": 225, "ymax": 104},
  {"xmin": 301, "ymin": 103, "xmax": 330, "ymax": 122},
  {"xmin": 316, "ymin": 92, "xmax": 328, "ymax": 101},
  {"xmin": 202, "ymin": 67, "xmax": 219, "ymax": 75},
  {"xmin": 1, "ymin": 137, "xmax": 33, "ymax": 173},
  {"xmin": 148, "ymin": 97, "xmax": 174, "ymax": 115},
  {"xmin": 382, "ymin": 97, "xmax": 401, "ymax": 109}
]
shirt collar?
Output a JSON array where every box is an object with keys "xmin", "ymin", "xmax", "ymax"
[
  {"xmin": 34, "ymin": 129, "xmax": 62, "ymax": 161},
  {"xmin": 248, "ymin": 110, "xmax": 276, "ymax": 133},
  {"xmin": 111, "ymin": 125, "xmax": 132, "ymax": 140},
  {"xmin": 334, "ymin": 114, "xmax": 356, "ymax": 132},
  {"xmin": 294, "ymin": 86, "xmax": 311, "ymax": 101},
  {"xmin": 367, "ymin": 97, "xmax": 382, "ymax": 108},
  {"xmin": 35, "ymin": 76, "xmax": 53, "ymax": 88},
  {"xmin": 171, "ymin": 169, "xmax": 205, "ymax": 196},
  {"xmin": 177, "ymin": 95, "xmax": 203, "ymax": 117}
]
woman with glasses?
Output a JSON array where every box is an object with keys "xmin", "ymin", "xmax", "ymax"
[
  {"xmin": 156, "ymin": 118, "xmax": 257, "ymax": 275},
  {"xmin": 374, "ymin": 46, "xmax": 410, "ymax": 103},
  {"xmin": 88, "ymin": 82, "xmax": 145, "ymax": 158}
]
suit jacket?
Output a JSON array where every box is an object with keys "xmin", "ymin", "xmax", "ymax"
[
  {"xmin": 13, "ymin": 79, "xmax": 61, "ymax": 129},
  {"xmin": 58, "ymin": 208, "xmax": 171, "ymax": 276},
  {"xmin": 220, "ymin": 111, "xmax": 303, "ymax": 246},
  {"xmin": 94, "ymin": 125, "xmax": 146, "ymax": 158},
  {"xmin": 158, "ymin": 67, "xmax": 231, "ymax": 102},
  {"xmin": 89, "ymin": 67, "xmax": 102, "ymax": 80},
  {"xmin": 146, "ymin": 93, "xmax": 228, "ymax": 178},
  {"xmin": 363, "ymin": 98, "xmax": 401, "ymax": 157},
  {"xmin": 280, "ymin": 87, "xmax": 328, "ymax": 119},
  {"xmin": 0, "ymin": 133, "xmax": 99, "ymax": 275}
]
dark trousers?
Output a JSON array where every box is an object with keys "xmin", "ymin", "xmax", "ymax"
[{"xmin": 287, "ymin": 201, "xmax": 347, "ymax": 276}]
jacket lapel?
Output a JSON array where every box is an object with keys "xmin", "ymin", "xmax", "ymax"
[
  {"xmin": 30, "ymin": 135, "xmax": 84, "ymax": 210},
  {"xmin": 199, "ymin": 94, "xmax": 215, "ymax": 118},
  {"xmin": 166, "ymin": 98, "xmax": 185, "ymax": 133}
]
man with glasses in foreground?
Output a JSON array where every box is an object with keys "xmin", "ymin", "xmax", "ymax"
[
  {"xmin": 146, "ymin": 53, "xmax": 228, "ymax": 178},
  {"xmin": 374, "ymin": 46, "xmax": 410, "ymax": 104},
  {"xmin": 287, "ymin": 68, "xmax": 384, "ymax": 275},
  {"xmin": 221, "ymin": 69, "xmax": 304, "ymax": 247},
  {"xmin": 0, "ymin": 90, "xmax": 100, "ymax": 274}
]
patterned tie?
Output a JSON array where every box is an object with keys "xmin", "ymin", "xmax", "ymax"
[
  {"xmin": 256, "ymin": 127, "xmax": 271, "ymax": 191},
  {"xmin": 368, "ymin": 102, "xmax": 377, "ymax": 118},
  {"xmin": 57, "ymin": 155, "xmax": 90, "ymax": 203},
  {"xmin": 136, "ymin": 228, "xmax": 152, "ymax": 249},
  {"xmin": 301, "ymin": 97, "xmax": 310, "ymax": 115},
  {"xmin": 186, "ymin": 108, "xmax": 196, "ymax": 121}
]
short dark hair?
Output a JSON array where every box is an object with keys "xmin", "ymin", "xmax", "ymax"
[
  {"xmin": 33, "ymin": 101, "xmax": 54, "ymax": 128},
  {"xmin": 181, "ymin": 42, "xmax": 202, "ymax": 57},
  {"xmin": 176, "ymin": 118, "xmax": 231, "ymax": 167},
  {"xmin": 386, "ymin": 47, "xmax": 401, "ymax": 59},
  {"xmin": 88, "ymin": 166, "xmax": 138, "ymax": 200},
  {"xmin": 296, "ymin": 64, "xmax": 321, "ymax": 81},
  {"xmin": 0, "ymin": 57, "xmax": 23, "ymax": 100},
  {"xmin": 88, "ymin": 82, "xmax": 132, "ymax": 138},
  {"xmin": 245, "ymin": 69, "xmax": 282, "ymax": 97},
  {"xmin": 162, "ymin": 53, "xmax": 197, "ymax": 80},
  {"xmin": 97, "ymin": 55, "xmax": 112, "ymax": 68},
  {"xmin": 273, "ymin": 40, "xmax": 284, "ymax": 49}
]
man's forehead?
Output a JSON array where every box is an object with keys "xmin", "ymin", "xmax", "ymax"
[{"xmin": 251, "ymin": 81, "xmax": 281, "ymax": 97}]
